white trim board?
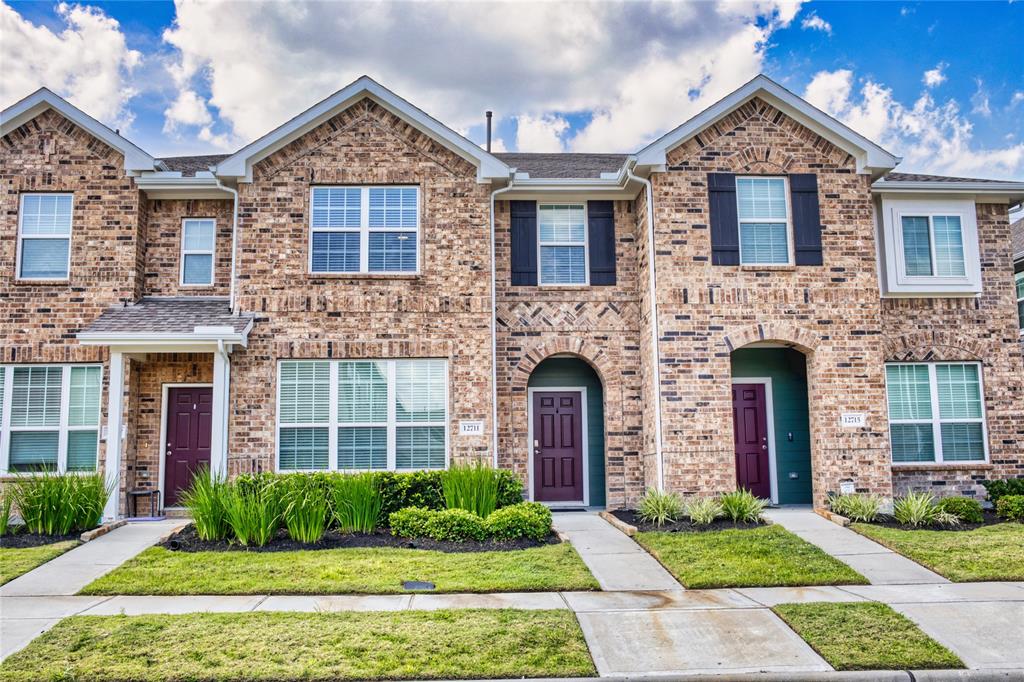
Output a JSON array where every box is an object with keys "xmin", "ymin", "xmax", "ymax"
[
  {"xmin": 157, "ymin": 382, "xmax": 214, "ymax": 511},
  {"xmin": 526, "ymin": 386, "xmax": 591, "ymax": 508},
  {"xmin": 730, "ymin": 377, "xmax": 779, "ymax": 505}
]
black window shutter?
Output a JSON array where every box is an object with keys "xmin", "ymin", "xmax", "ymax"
[
  {"xmin": 510, "ymin": 200, "xmax": 537, "ymax": 286},
  {"xmin": 708, "ymin": 173, "xmax": 739, "ymax": 265},
  {"xmin": 789, "ymin": 174, "xmax": 823, "ymax": 266},
  {"xmin": 587, "ymin": 201, "xmax": 616, "ymax": 286}
]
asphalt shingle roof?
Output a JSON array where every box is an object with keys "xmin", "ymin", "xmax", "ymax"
[
  {"xmin": 882, "ymin": 172, "xmax": 1015, "ymax": 184},
  {"xmin": 82, "ymin": 298, "xmax": 252, "ymax": 335},
  {"xmin": 157, "ymin": 154, "xmax": 231, "ymax": 177},
  {"xmin": 494, "ymin": 153, "xmax": 627, "ymax": 179}
]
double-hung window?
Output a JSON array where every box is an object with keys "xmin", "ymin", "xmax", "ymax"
[
  {"xmin": 885, "ymin": 362, "xmax": 987, "ymax": 464},
  {"xmin": 310, "ymin": 186, "xmax": 419, "ymax": 274},
  {"xmin": 0, "ymin": 365, "xmax": 102, "ymax": 474},
  {"xmin": 180, "ymin": 219, "xmax": 216, "ymax": 286},
  {"xmin": 900, "ymin": 214, "xmax": 966, "ymax": 278},
  {"xmin": 277, "ymin": 359, "xmax": 447, "ymax": 471},
  {"xmin": 735, "ymin": 177, "xmax": 792, "ymax": 265},
  {"xmin": 18, "ymin": 194, "xmax": 73, "ymax": 280},
  {"xmin": 538, "ymin": 204, "xmax": 588, "ymax": 285},
  {"xmin": 1015, "ymin": 272, "xmax": 1023, "ymax": 332}
]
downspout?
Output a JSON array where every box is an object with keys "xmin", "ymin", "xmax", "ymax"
[
  {"xmin": 215, "ymin": 179, "xmax": 240, "ymax": 314},
  {"xmin": 625, "ymin": 161, "xmax": 665, "ymax": 491},
  {"xmin": 488, "ymin": 176, "xmax": 516, "ymax": 466}
]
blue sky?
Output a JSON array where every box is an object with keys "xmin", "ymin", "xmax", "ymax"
[{"xmin": 2, "ymin": 1, "xmax": 1022, "ymax": 182}]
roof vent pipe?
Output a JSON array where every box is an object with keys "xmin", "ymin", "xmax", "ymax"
[{"xmin": 485, "ymin": 111, "xmax": 493, "ymax": 153}]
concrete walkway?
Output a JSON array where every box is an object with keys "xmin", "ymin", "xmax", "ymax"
[{"xmin": 764, "ymin": 507, "xmax": 948, "ymax": 585}]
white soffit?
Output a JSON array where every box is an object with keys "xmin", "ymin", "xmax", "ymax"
[
  {"xmin": 216, "ymin": 76, "xmax": 510, "ymax": 183},
  {"xmin": 635, "ymin": 74, "xmax": 900, "ymax": 176},
  {"xmin": 0, "ymin": 88, "xmax": 156, "ymax": 172}
]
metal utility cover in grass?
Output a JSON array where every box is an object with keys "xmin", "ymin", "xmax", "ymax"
[{"xmin": 403, "ymin": 580, "xmax": 435, "ymax": 590}]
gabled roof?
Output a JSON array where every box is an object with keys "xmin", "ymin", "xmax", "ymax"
[
  {"xmin": 216, "ymin": 76, "xmax": 509, "ymax": 183},
  {"xmin": 495, "ymin": 153, "xmax": 627, "ymax": 179},
  {"xmin": 635, "ymin": 74, "xmax": 900, "ymax": 176},
  {"xmin": 0, "ymin": 88, "xmax": 156, "ymax": 172}
]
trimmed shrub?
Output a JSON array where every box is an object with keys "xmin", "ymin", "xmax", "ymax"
[
  {"xmin": 495, "ymin": 470, "xmax": 525, "ymax": 508},
  {"xmin": 222, "ymin": 479, "xmax": 284, "ymax": 546},
  {"xmin": 829, "ymin": 494, "xmax": 884, "ymax": 523},
  {"xmin": 281, "ymin": 475, "xmax": 329, "ymax": 543},
  {"xmin": 442, "ymin": 462, "xmax": 500, "ymax": 519},
  {"xmin": 425, "ymin": 508, "xmax": 487, "ymax": 542},
  {"xmin": 484, "ymin": 503, "xmax": 551, "ymax": 541},
  {"xmin": 10, "ymin": 471, "xmax": 111, "ymax": 535},
  {"xmin": 982, "ymin": 478, "xmax": 1024, "ymax": 505},
  {"xmin": 685, "ymin": 497, "xmax": 724, "ymax": 525},
  {"xmin": 389, "ymin": 506, "xmax": 435, "ymax": 538},
  {"xmin": 519, "ymin": 501, "xmax": 552, "ymax": 529},
  {"xmin": 637, "ymin": 488, "xmax": 685, "ymax": 527},
  {"xmin": 330, "ymin": 473, "xmax": 382, "ymax": 534},
  {"xmin": 996, "ymin": 495, "xmax": 1024, "ymax": 522},
  {"xmin": 179, "ymin": 466, "xmax": 230, "ymax": 541},
  {"xmin": 935, "ymin": 497, "xmax": 984, "ymax": 524},
  {"xmin": 720, "ymin": 489, "xmax": 767, "ymax": 523},
  {"xmin": 893, "ymin": 491, "xmax": 937, "ymax": 527},
  {"xmin": 376, "ymin": 471, "xmax": 445, "ymax": 518}
]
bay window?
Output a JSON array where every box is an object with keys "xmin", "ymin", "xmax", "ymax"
[{"xmin": 310, "ymin": 186, "xmax": 419, "ymax": 274}]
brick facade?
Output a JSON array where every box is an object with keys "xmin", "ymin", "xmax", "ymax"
[{"xmin": 143, "ymin": 199, "xmax": 233, "ymax": 296}]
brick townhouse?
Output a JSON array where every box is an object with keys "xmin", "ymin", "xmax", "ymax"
[{"xmin": 2, "ymin": 75, "xmax": 1022, "ymax": 519}]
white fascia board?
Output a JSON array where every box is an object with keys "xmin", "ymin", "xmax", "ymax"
[
  {"xmin": 134, "ymin": 175, "xmax": 235, "ymax": 200},
  {"xmin": 1, "ymin": 88, "xmax": 155, "ymax": 172},
  {"xmin": 872, "ymin": 180, "xmax": 1024, "ymax": 204},
  {"xmin": 635, "ymin": 74, "xmax": 899, "ymax": 175},
  {"xmin": 77, "ymin": 331, "xmax": 248, "ymax": 348},
  {"xmin": 216, "ymin": 76, "xmax": 510, "ymax": 183}
]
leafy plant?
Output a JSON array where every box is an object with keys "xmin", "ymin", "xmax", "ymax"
[
  {"xmin": 0, "ymin": 492, "xmax": 13, "ymax": 537},
  {"xmin": 389, "ymin": 506, "xmax": 436, "ymax": 538},
  {"xmin": 495, "ymin": 470, "xmax": 525, "ymax": 508},
  {"xmin": 330, "ymin": 473, "xmax": 382, "ymax": 534},
  {"xmin": 685, "ymin": 497, "xmax": 724, "ymax": 525},
  {"xmin": 425, "ymin": 508, "xmax": 487, "ymax": 542},
  {"xmin": 179, "ymin": 466, "xmax": 230, "ymax": 541},
  {"xmin": 441, "ymin": 462, "xmax": 500, "ymax": 519},
  {"xmin": 9, "ymin": 471, "xmax": 111, "ymax": 535},
  {"xmin": 637, "ymin": 488, "xmax": 685, "ymax": 527},
  {"xmin": 893, "ymin": 492, "xmax": 938, "ymax": 528},
  {"xmin": 281, "ymin": 475, "xmax": 329, "ymax": 544},
  {"xmin": 829, "ymin": 494, "xmax": 884, "ymax": 523},
  {"xmin": 376, "ymin": 471, "xmax": 445, "ymax": 518},
  {"xmin": 981, "ymin": 478, "xmax": 1024, "ymax": 505},
  {"xmin": 720, "ymin": 489, "xmax": 767, "ymax": 523},
  {"xmin": 996, "ymin": 494, "xmax": 1024, "ymax": 522},
  {"xmin": 935, "ymin": 497, "xmax": 984, "ymax": 524},
  {"xmin": 484, "ymin": 503, "xmax": 551, "ymax": 541},
  {"xmin": 222, "ymin": 479, "xmax": 283, "ymax": 546}
]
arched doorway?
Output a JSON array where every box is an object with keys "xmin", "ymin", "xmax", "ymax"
[{"xmin": 527, "ymin": 356, "xmax": 606, "ymax": 507}]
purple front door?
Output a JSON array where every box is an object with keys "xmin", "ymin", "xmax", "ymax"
[
  {"xmin": 532, "ymin": 391, "xmax": 584, "ymax": 503},
  {"xmin": 164, "ymin": 386, "xmax": 213, "ymax": 507},
  {"xmin": 732, "ymin": 383, "xmax": 771, "ymax": 499}
]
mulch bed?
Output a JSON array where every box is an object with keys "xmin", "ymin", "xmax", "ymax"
[
  {"xmin": 855, "ymin": 510, "xmax": 1006, "ymax": 531},
  {"xmin": 0, "ymin": 528, "xmax": 81, "ymax": 549},
  {"xmin": 611, "ymin": 509, "xmax": 765, "ymax": 533},
  {"xmin": 163, "ymin": 523, "xmax": 561, "ymax": 554}
]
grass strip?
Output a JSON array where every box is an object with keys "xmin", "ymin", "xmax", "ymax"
[
  {"xmin": 772, "ymin": 602, "xmax": 964, "ymax": 670},
  {"xmin": 0, "ymin": 540, "xmax": 78, "ymax": 585}
]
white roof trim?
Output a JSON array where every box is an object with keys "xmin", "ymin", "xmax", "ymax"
[
  {"xmin": 635, "ymin": 74, "xmax": 900, "ymax": 176},
  {"xmin": 872, "ymin": 179, "xmax": 1024, "ymax": 195},
  {"xmin": 134, "ymin": 175, "xmax": 234, "ymax": 200},
  {"xmin": 216, "ymin": 76, "xmax": 509, "ymax": 183},
  {"xmin": 1, "ymin": 88, "xmax": 155, "ymax": 172}
]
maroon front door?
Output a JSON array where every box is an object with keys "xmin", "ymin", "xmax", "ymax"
[
  {"xmin": 732, "ymin": 383, "xmax": 771, "ymax": 499},
  {"xmin": 532, "ymin": 391, "xmax": 584, "ymax": 503},
  {"xmin": 164, "ymin": 386, "xmax": 213, "ymax": 507}
]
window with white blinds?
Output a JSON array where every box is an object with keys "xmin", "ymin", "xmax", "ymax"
[
  {"xmin": 180, "ymin": 218, "xmax": 216, "ymax": 286},
  {"xmin": 277, "ymin": 359, "xmax": 447, "ymax": 471},
  {"xmin": 736, "ymin": 177, "xmax": 792, "ymax": 265},
  {"xmin": 900, "ymin": 214, "xmax": 966, "ymax": 278},
  {"xmin": 885, "ymin": 362, "xmax": 987, "ymax": 464},
  {"xmin": 0, "ymin": 365, "xmax": 102, "ymax": 474},
  {"xmin": 538, "ymin": 204, "xmax": 588, "ymax": 285},
  {"xmin": 309, "ymin": 186, "xmax": 419, "ymax": 274},
  {"xmin": 18, "ymin": 194, "xmax": 73, "ymax": 280},
  {"xmin": 1016, "ymin": 272, "xmax": 1023, "ymax": 332}
]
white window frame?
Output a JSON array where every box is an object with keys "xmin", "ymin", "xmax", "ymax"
[
  {"xmin": 16, "ymin": 193, "xmax": 73, "ymax": 281},
  {"xmin": 308, "ymin": 186, "xmax": 421, "ymax": 276},
  {"xmin": 0, "ymin": 364, "xmax": 103, "ymax": 475},
  {"xmin": 735, "ymin": 176, "xmax": 795, "ymax": 266},
  {"xmin": 179, "ymin": 218, "xmax": 217, "ymax": 287},
  {"xmin": 885, "ymin": 361, "xmax": 989, "ymax": 465},
  {"xmin": 537, "ymin": 202, "xmax": 590, "ymax": 286},
  {"xmin": 879, "ymin": 197, "xmax": 982, "ymax": 296},
  {"xmin": 1015, "ymin": 271, "xmax": 1023, "ymax": 335},
  {"xmin": 274, "ymin": 359, "xmax": 448, "ymax": 473}
]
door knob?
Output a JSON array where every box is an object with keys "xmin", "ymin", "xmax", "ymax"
[{"xmin": 762, "ymin": 445, "xmax": 768, "ymax": 450}]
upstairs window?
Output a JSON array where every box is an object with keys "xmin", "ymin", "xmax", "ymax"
[
  {"xmin": 18, "ymin": 194, "xmax": 72, "ymax": 280},
  {"xmin": 1016, "ymin": 272, "xmax": 1023, "ymax": 332},
  {"xmin": 885, "ymin": 362, "xmax": 987, "ymax": 464},
  {"xmin": 180, "ymin": 219, "xmax": 216, "ymax": 286},
  {"xmin": 538, "ymin": 204, "xmax": 588, "ymax": 285},
  {"xmin": 735, "ymin": 177, "xmax": 792, "ymax": 265},
  {"xmin": 310, "ymin": 186, "xmax": 419, "ymax": 275},
  {"xmin": 900, "ymin": 215, "xmax": 966, "ymax": 277}
]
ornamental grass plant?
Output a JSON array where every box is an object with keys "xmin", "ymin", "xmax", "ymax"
[
  {"xmin": 9, "ymin": 471, "xmax": 111, "ymax": 536},
  {"xmin": 441, "ymin": 462, "xmax": 500, "ymax": 519}
]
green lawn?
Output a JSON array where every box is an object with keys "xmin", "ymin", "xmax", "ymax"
[
  {"xmin": 635, "ymin": 525, "xmax": 867, "ymax": 588},
  {"xmin": 852, "ymin": 522, "xmax": 1024, "ymax": 582},
  {"xmin": 0, "ymin": 609, "xmax": 595, "ymax": 681},
  {"xmin": 772, "ymin": 602, "xmax": 963, "ymax": 671},
  {"xmin": 0, "ymin": 540, "xmax": 78, "ymax": 585},
  {"xmin": 80, "ymin": 543, "xmax": 598, "ymax": 595}
]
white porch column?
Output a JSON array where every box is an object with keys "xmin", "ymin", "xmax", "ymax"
[
  {"xmin": 103, "ymin": 350, "xmax": 126, "ymax": 522},
  {"xmin": 210, "ymin": 348, "xmax": 231, "ymax": 480}
]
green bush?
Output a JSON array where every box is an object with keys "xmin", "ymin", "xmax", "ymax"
[
  {"xmin": 222, "ymin": 479, "xmax": 284, "ymax": 546},
  {"xmin": 720, "ymin": 489, "xmax": 767, "ymax": 523},
  {"xmin": 685, "ymin": 497, "xmax": 724, "ymax": 525},
  {"xmin": 425, "ymin": 508, "xmax": 487, "ymax": 542},
  {"xmin": 484, "ymin": 503, "xmax": 551, "ymax": 541},
  {"xmin": 637, "ymin": 488, "xmax": 685, "ymax": 527},
  {"xmin": 330, "ymin": 473, "xmax": 382, "ymax": 534},
  {"xmin": 179, "ymin": 467, "xmax": 230, "ymax": 541},
  {"xmin": 281, "ymin": 475, "xmax": 329, "ymax": 543},
  {"xmin": 376, "ymin": 471, "xmax": 445, "ymax": 518},
  {"xmin": 829, "ymin": 494, "xmax": 884, "ymax": 523},
  {"xmin": 9, "ymin": 471, "xmax": 111, "ymax": 535},
  {"xmin": 442, "ymin": 462, "xmax": 500, "ymax": 519},
  {"xmin": 893, "ymin": 491, "xmax": 938, "ymax": 527},
  {"xmin": 935, "ymin": 497, "xmax": 984, "ymax": 524},
  {"xmin": 388, "ymin": 506, "xmax": 435, "ymax": 538},
  {"xmin": 982, "ymin": 478, "xmax": 1024, "ymax": 505},
  {"xmin": 495, "ymin": 469, "xmax": 525, "ymax": 508},
  {"xmin": 519, "ymin": 501, "xmax": 552, "ymax": 528},
  {"xmin": 996, "ymin": 495, "xmax": 1024, "ymax": 522}
]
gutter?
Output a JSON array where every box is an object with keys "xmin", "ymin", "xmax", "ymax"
[
  {"xmin": 489, "ymin": 176, "xmax": 516, "ymax": 466},
  {"xmin": 215, "ymin": 179, "xmax": 241, "ymax": 314},
  {"xmin": 625, "ymin": 160, "xmax": 666, "ymax": 492}
]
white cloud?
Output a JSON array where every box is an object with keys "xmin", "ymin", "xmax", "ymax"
[
  {"xmin": 922, "ymin": 63, "xmax": 947, "ymax": 88},
  {"xmin": 970, "ymin": 79, "xmax": 991, "ymax": 117},
  {"xmin": 804, "ymin": 69, "xmax": 1024, "ymax": 180},
  {"xmin": 515, "ymin": 114, "xmax": 569, "ymax": 152},
  {"xmin": 800, "ymin": 11, "xmax": 832, "ymax": 35},
  {"xmin": 1010, "ymin": 92, "xmax": 1024, "ymax": 108},
  {"xmin": 163, "ymin": 89, "xmax": 212, "ymax": 132},
  {"xmin": 0, "ymin": 2, "xmax": 141, "ymax": 129}
]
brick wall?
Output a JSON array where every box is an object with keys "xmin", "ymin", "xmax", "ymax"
[{"xmin": 143, "ymin": 199, "xmax": 233, "ymax": 296}]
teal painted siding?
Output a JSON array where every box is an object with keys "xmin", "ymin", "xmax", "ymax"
[
  {"xmin": 731, "ymin": 349, "xmax": 812, "ymax": 504},
  {"xmin": 527, "ymin": 358, "xmax": 606, "ymax": 507}
]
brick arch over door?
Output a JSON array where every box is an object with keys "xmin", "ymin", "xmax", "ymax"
[
  {"xmin": 723, "ymin": 322, "xmax": 820, "ymax": 357},
  {"xmin": 510, "ymin": 337, "xmax": 621, "ymax": 395}
]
